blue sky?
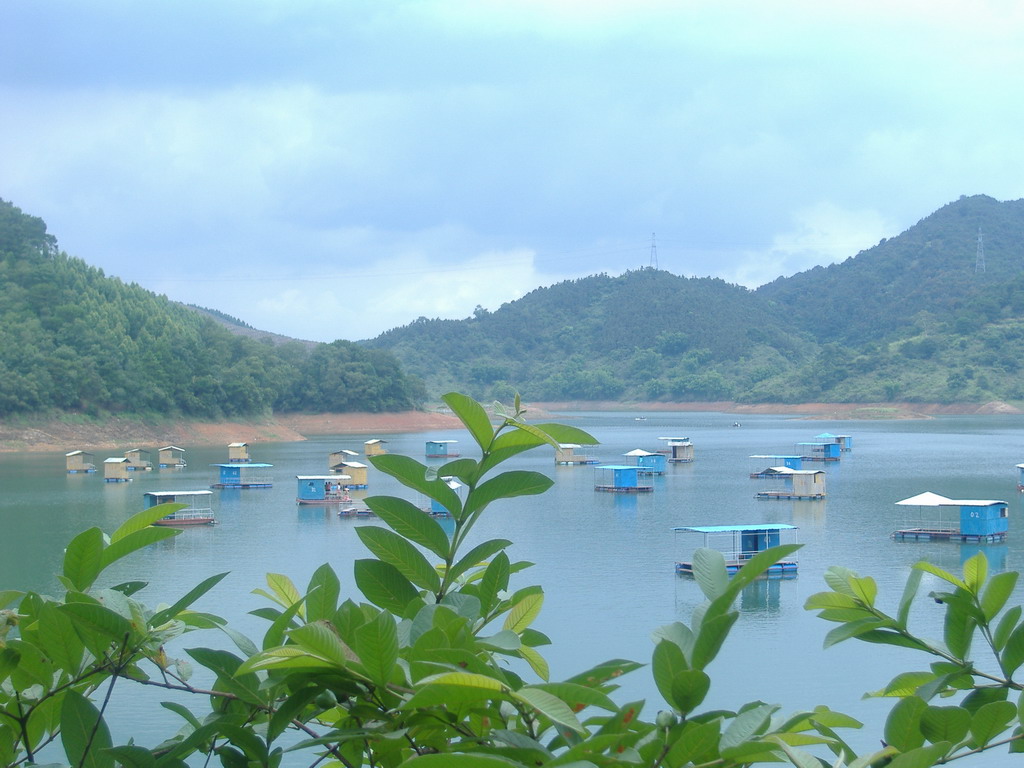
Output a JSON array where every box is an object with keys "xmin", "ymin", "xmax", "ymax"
[{"xmin": 2, "ymin": 1, "xmax": 1022, "ymax": 342}]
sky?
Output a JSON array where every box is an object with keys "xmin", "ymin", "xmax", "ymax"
[{"xmin": 3, "ymin": 1, "xmax": 1023, "ymax": 343}]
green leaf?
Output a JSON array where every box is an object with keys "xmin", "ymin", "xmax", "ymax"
[
  {"xmin": 442, "ymin": 391, "xmax": 494, "ymax": 451},
  {"xmin": 1001, "ymin": 622, "xmax": 1024, "ymax": 675},
  {"xmin": 403, "ymin": 754, "xmax": 526, "ymax": 766},
  {"xmin": 823, "ymin": 618, "xmax": 891, "ymax": 649},
  {"xmin": 897, "ymin": 568, "xmax": 924, "ymax": 628},
  {"xmin": 61, "ymin": 689, "xmax": 114, "ymax": 768},
  {"xmin": 354, "ymin": 610, "xmax": 399, "ymax": 689},
  {"xmin": 995, "ymin": 605, "xmax": 1022, "ymax": 652},
  {"xmin": 514, "ymin": 686, "xmax": 585, "ymax": 734},
  {"xmin": 962, "ymin": 551, "xmax": 987, "ymax": 594},
  {"xmin": 58, "ymin": 601, "xmax": 133, "ymax": 642},
  {"xmin": 884, "ymin": 695, "xmax": 927, "ymax": 752},
  {"xmin": 692, "ymin": 548, "xmax": 728, "ymax": 601},
  {"xmin": 449, "ymin": 539, "xmax": 514, "ymax": 583},
  {"xmin": 288, "ymin": 621, "xmax": 355, "ymax": 668},
  {"xmin": 100, "ymin": 525, "xmax": 179, "ymax": 570},
  {"xmin": 365, "ymin": 496, "xmax": 451, "ymax": 558},
  {"xmin": 268, "ymin": 687, "xmax": 319, "ymax": 743},
  {"xmin": 186, "ymin": 647, "xmax": 264, "ymax": 705},
  {"xmin": 463, "ymin": 471, "xmax": 554, "ymax": 517},
  {"xmin": 981, "ymin": 571, "xmax": 1019, "ymax": 622},
  {"xmin": 804, "ymin": 591, "xmax": 864, "ymax": 612},
  {"xmin": 356, "ymin": 526, "xmax": 441, "ymax": 592},
  {"xmin": 104, "ymin": 746, "xmax": 155, "ymax": 768},
  {"xmin": 0, "ymin": 647, "xmax": 20, "ymax": 683},
  {"xmin": 0, "ymin": 589, "xmax": 23, "ymax": 608},
  {"xmin": 669, "ymin": 669, "xmax": 711, "ymax": 715},
  {"xmin": 849, "ymin": 576, "xmax": 878, "ymax": 607},
  {"xmin": 62, "ymin": 527, "xmax": 106, "ymax": 592},
  {"xmin": 913, "ymin": 561, "xmax": 967, "ymax": 591},
  {"xmin": 518, "ymin": 645, "xmax": 550, "ymax": 681},
  {"xmin": 149, "ymin": 572, "xmax": 229, "ymax": 627},
  {"xmin": 885, "ymin": 742, "xmax": 951, "ymax": 768},
  {"xmin": 37, "ymin": 601, "xmax": 85, "ymax": 674},
  {"xmin": 870, "ymin": 671, "xmax": 937, "ymax": 698},
  {"xmin": 529, "ymin": 682, "xmax": 616, "ymax": 713},
  {"xmin": 354, "ymin": 559, "xmax": 421, "ymax": 616},
  {"xmin": 111, "ymin": 503, "xmax": 186, "ymax": 542},
  {"xmin": 919, "ymin": 705, "xmax": 970, "ymax": 745},
  {"xmin": 969, "ymin": 700, "xmax": 1016, "ymax": 747},
  {"xmin": 304, "ymin": 564, "xmax": 341, "ymax": 623},
  {"xmin": 720, "ymin": 702, "xmax": 776, "ymax": 750},
  {"xmin": 477, "ymin": 551, "xmax": 511, "ymax": 614},
  {"xmin": 652, "ymin": 639, "xmax": 689, "ymax": 708},
  {"xmin": 404, "ymin": 672, "xmax": 508, "ymax": 709},
  {"xmin": 691, "ymin": 610, "xmax": 738, "ymax": 669},
  {"xmin": 503, "ymin": 592, "xmax": 543, "ymax": 633},
  {"xmin": 666, "ymin": 720, "xmax": 721, "ymax": 766},
  {"xmin": 265, "ymin": 573, "xmax": 303, "ymax": 610},
  {"xmin": 725, "ymin": 544, "xmax": 801, "ymax": 597},
  {"xmin": 160, "ymin": 700, "xmax": 203, "ymax": 729}
]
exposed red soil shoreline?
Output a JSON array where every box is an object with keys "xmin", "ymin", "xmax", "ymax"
[{"xmin": 0, "ymin": 400, "xmax": 1019, "ymax": 454}]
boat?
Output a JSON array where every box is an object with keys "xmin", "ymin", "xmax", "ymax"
[
  {"xmin": 144, "ymin": 490, "xmax": 216, "ymax": 526},
  {"xmin": 672, "ymin": 524, "xmax": 799, "ymax": 577}
]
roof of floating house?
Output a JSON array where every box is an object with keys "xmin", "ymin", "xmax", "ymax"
[
  {"xmin": 672, "ymin": 524, "xmax": 798, "ymax": 533},
  {"xmin": 332, "ymin": 449, "xmax": 360, "ymax": 457},
  {"xmin": 158, "ymin": 446, "xmax": 185, "ymax": 452},
  {"xmin": 211, "ymin": 462, "xmax": 274, "ymax": 468},
  {"xmin": 658, "ymin": 436, "xmax": 691, "ymax": 443},
  {"xmin": 297, "ymin": 475, "xmax": 351, "ymax": 481},
  {"xmin": 623, "ymin": 449, "xmax": 657, "ymax": 457},
  {"xmin": 145, "ymin": 490, "xmax": 212, "ymax": 498},
  {"xmin": 750, "ymin": 455, "xmax": 802, "ymax": 460},
  {"xmin": 895, "ymin": 492, "xmax": 1005, "ymax": 506}
]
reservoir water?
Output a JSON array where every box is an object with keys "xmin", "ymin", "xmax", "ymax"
[{"xmin": 3, "ymin": 411, "xmax": 1024, "ymax": 766}]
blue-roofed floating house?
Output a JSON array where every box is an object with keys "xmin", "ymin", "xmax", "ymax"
[
  {"xmin": 892, "ymin": 492, "xmax": 1008, "ymax": 543},
  {"xmin": 755, "ymin": 468, "xmax": 826, "ymax": 500},
  {"xmin": 211, "ymin": 462, "xmax": 273, "ymax": 489},
  {"xmin": 295, "ymin": 475, "xmax": 368, "ymax": 515},
  {"xmin": 749, "ymin": 455, "xmax": 803, "ymax": 477},
  {"xmin": 624, "ymin": 449, "xmax": 666, "ymax": 475},
  {"xmin": 594, "ymin": 464, "xmax": 653, "ymax": 493},
  {"xmin": 796, "ymin": 441, "xmax": 841, "ymax": 462},
  {"xmin": 816, "ymin": 432, "xmax": 853, "ymax": 452},
  {"xmin": 555, "ymin": 444, "xmax": 599, "ymax": 465},
  {"xmin": 426, "ymin": 440, "xmax": 460, "ymax": 459},
  {"xmin": 672, "ymin": 524, "xmax": 799, "ymax": 577},
  {"xmin": 144, "ymin": 490, "xmax": 216, "ymax": 526},
  {"xmin": 659, "ymin": 437, "xmax": 694, "ymax": 463}
]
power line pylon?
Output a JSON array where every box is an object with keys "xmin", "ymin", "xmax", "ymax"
[{"xmin": 649, "ymin": 232, "xmax": 658, "ymax": 270}]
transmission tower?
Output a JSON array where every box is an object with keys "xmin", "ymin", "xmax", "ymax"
[
  {"xmin": 649, "ymin": 232, "xmax": 658, "ymax": 270},
  {"xmin": 975, "ymin": 227, "xmax": 985, "ymax": 274}
]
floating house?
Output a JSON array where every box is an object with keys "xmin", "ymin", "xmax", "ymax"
[
  {"xmin": 328, "ymin": 449, "xmax": 360, "ymax": 471},
  {"xmin": 749, "ymin": 455, "xmax": 803, "ymax": 477},
  {"xmin": 659, "ymin": 437, "xmax": 694, "ymax": 463},
  {"xmin": 66, "ymin": 450, "xmax": 96, "ymax": 473},
  {"xmin": 429, "ymin": 478, "xmax": 463, "ymax": 516},
  {"xmin": 296, "ymin": 475, "xmax": 357, "ymax": 505},
  {"xmin": 103, "ymin": 457, "xmax": 131, "ymax": 482},
  {"xmin": 555, "ymin": 443, "xmax": 599, "ymax": 465},
  {"xmin": 624, "ymin": 449, "xmax": 666, "ymax": 475},
  {"xmin": 144, "ymin": 490, "xmax": 215, "ymax": 526},
  {"xmin": 673, "ymin": 524, "xmax": 799, "ymax": 577},
  {"xmin": 227, "ymin": 442, "xmax": 251, "ymax": 463},
  {"xmin": 893, "ymin": 492, "xmax": 1008, "ymax": 543},
  {"xmin": 364, "ymin": 439, "xmax": 387, "ymax": 457},
  {"xmin": 158, "ymin": 446, "xmax": 187, "ymax": 468},
  {"xmin": 334, "ymin": 461, "xmax": 368, "ymax": 488},
  {"xmin": 124, "ymin": 448, "xmax": 152, "ymax": 472},
  {"xmin": 1017, "ymin": 464, "xmax": 1024, "ymax": 492},
  {"xmin": 816, "ymin": 432, "xmax": 853, "ymax": 452},
  {"xmin": 594, "ymin": 464, "xmax": 653, "ymax": 493},
  {"xmin": 426, "ymin": 439, "xmax": 460, "ymax": 459},
  {"xmin": 796, "ymin": 441, "xmax": 841, "ymax": 462},
  {"xmin": 755, "ymin": 468, "xmax": 826, "ymax": 500},
  {"xmin": 210, "ymin": 462, "xmax": 273, "ymax": 489}
]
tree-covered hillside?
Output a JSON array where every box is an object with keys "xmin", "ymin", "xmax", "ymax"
[
  {"xmin": 371, "ymin": 195, "xmax": 1024, "ymax": 405},
  {"xmin": 0, "ymin": 199, "xmax": 424, "ymax": 417}
]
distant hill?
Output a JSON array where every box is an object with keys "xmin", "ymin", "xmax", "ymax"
[
  {"xmin": 0, "ymin": 198, "xmax": 424, "ymax": 418},
  {"xmin": 369, "ymin": 195, "xmax": 1024, "ymax": 405},
  {"xmin": 184, "ymin": 304, "xmax": 318, "ymax": 349}
]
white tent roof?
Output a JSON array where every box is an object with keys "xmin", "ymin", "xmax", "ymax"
[
  {"xmin": 895, "ymin": 492, "xmax": 954, "ymax": 506},
  {"xmin": 623, "ymin": 448, "xmax": 656, "ymax": 456}
]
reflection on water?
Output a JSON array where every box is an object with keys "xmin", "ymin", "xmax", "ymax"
[{"xmin": 3, "ymin": 413, "xmax": 1024, "ymax": 765}]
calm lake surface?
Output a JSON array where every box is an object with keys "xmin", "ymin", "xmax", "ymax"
[{"xmin": 4, "ymin": 411, "xmax": 1024, "ymax": 765}]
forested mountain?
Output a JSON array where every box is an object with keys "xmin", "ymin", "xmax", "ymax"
[
  {"xmin": 0, "ymin": 199, "xmax": 424, "ymax": 418},
  {"xmin": 370, "ymin": 195, "xmax": 1024, "ymax": 405}
]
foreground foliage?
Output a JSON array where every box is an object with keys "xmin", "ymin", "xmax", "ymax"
[{"xmin": 2, "ymin": 393, "xmax": 1023, "ymax": 767}]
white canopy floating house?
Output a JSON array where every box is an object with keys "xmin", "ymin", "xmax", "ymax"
[{"xmin": 893, "ymin": 492, "xmax": 1008, "ymax": 543}]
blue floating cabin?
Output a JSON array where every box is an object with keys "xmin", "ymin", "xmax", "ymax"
[
  {"xmin": 124, "ymin": 448, "xmax": 152, "ymax": 472},
  {"xmin": 624, "ymin": 449, "xmax": 666, "ymax": 475},
  {"xmin": 328, "ymin": 448, "xmax": 360, "ymax": 471},
  {"xmin": 66, "ymin": 450, "xmax": 96, "ymax": 473},
  {"xmin": 658, "ymin": 437, "xmax": 694, "ymax": 463},
  {"xmin": 1017, "ymin": 464, "xmax": 1024, "ymax": 492},
  {"xmin": 892, "ymin": 492, "xmax": 1008, "ymax": 543},
  {"xmin": 594, "ymin": 464, "xmax": 653, "ymax": 493},
  {"xmin": 296, "ymin": 475, "xmax": 355, "ymax": 505},
  {"xmin": 144, "ymin": 490, "xmax": 216, "ymax": 526},
  {"xmin": 555, "ymin": 443, "xmax": 599, "ymax": 465},
  {"xmin": 429, "ymin": 477, "xmax": 463, "ymax": 516},
  {"xmin": 158, "ymin": 446, "xmax": 187, "ymax": 468},
  {"xmin": 333, "ymin": 461, "xmax": 368, "ymax": 488},
  {"xmin": 227, "ymin": 442, "xmax": 251, "ymax": 463},
  {"xmin": 816, "ymin": 432, "xmax": 853, "ymax": 452},
  {"xmin": 103, "ymin": 457, "xmax": 132, "ymax": 482},
  {"xmin": 749, "ymin": 455, "xmax": 803, "ymax": 477},
  {"xmin": 211, "ymin": 462, "xmax": 273, "ymax": 488},
  {"xmin": 364, "ymin": 438, "xmax": 387, "ymax": 457},
  {"xmin": 672, "ymin": 524, "xmax": 799, "ymax": 577},
  {"xmin": 796, "ymin": 441, "xmax": 841, "ymax": 462},
  {"xmin": 755, "ymin": 468, "xmax": 825, "ymax": 499},
  {"xmin": 426, "ymin": 439, "xmax": 460, "ymax": 459}
]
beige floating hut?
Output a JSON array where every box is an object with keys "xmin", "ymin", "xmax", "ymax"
[
  {"xmin": 328, "ymin": 448, "xmax": 361, "ymax": 471},
  {"xmin": 66, "ymin": 450, "xmax": 96, "ymax": 473},
  {"xmin": 124, "ymin": 448, "xmax": 152, "ymax": 471},
  {"xmin": 555, "ymin": 444, "xmax": 599, "ymax": 465},
  {"xmin": 158, "ymin": 446, "xmax": 187, "ymax": 467},
  {"xmin": 103, "ymin": 457, "xmax": 131, "ymax": 482},
  {"xmin": 335, "ymin": 461, "xmax": 368, "ymax": 488},
  {"xmin": 228, "ymin": 442, "xmax": 251, "ymax": 463},
  {"xmin": 364, "ymin": 439, "xmax": 387, "ymax": 457}
]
